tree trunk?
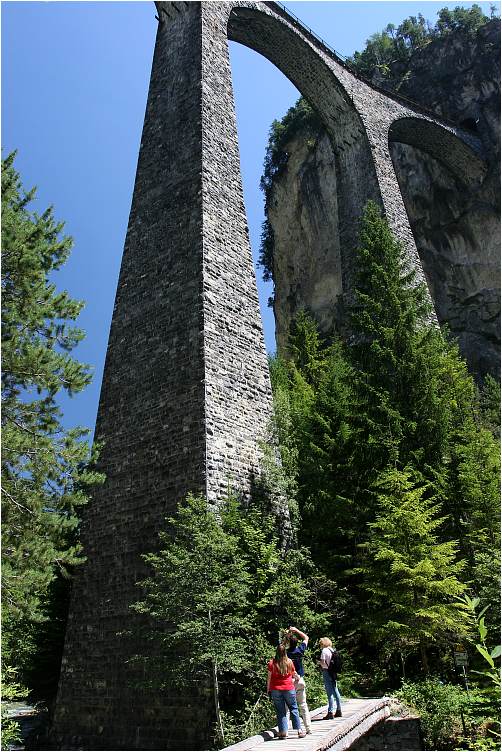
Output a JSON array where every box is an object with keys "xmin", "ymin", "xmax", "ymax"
[
  {"xmin": 212, "ymin": 657, "xmax": 225, "ymax": 747},
  {"xmin": 208, "ymin": 609, "xmax": 225, "ymax": 746},
  {"xmin": 419, "ymin": 638, "xmax": 429, "ymax": 674},
  {"xmin": 400, "ymin": 651, "xmax": 406, "ymax": 679}
]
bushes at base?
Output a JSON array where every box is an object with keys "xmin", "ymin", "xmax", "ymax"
[{"xmin": 397, "ymin": 678, "xmax": 468, "ymax": 749}]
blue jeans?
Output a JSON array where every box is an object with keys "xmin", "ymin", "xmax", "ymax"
[
  {"xmin": 322, "ymin": 670, "xmax": 342, "ymax": 713},
  {"xmin": 270, "ymin": 689, "xmax": 301, "ymax": 732}
]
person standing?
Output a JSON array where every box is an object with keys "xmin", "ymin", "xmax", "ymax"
[
  {"xmin": 267, "ymin": 644, "xmax": 307, "ymax": 739},
  {"xmin": 286, "ymin": 626, "xmax": 312, "ymax": 734},
  {"xmin": 318, "ymin": 637, "xmax": 342, "ymax": 719}
]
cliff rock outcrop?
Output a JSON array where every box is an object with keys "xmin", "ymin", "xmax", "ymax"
[{"xmin": 267, "ymin": 19, "xmax": 500, "ymax": 378}]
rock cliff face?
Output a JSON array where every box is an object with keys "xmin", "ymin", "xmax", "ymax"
[{"xmin": 268, "ymin": 20, "xmax": 500, "ymax": 378}]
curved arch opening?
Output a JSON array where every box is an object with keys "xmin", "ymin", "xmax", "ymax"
[
  {"xmin": 389, "ymin": 117, "xmax": 487, "ymax": 187},
  {"xmin": 388, "ymin": 120, "xmax": 499, "ymax": 376},
  {"xmin": 227, "ymin": 5, "xmax": 381, "ymax": 351},
  {"xmin": 227, "ymin": 41, "xmax": 301, "ymax": 354}
]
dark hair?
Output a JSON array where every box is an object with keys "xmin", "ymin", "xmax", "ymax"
[{"xmin": 288, "ymin": 636, "xmax": 298, "ymax": 650}]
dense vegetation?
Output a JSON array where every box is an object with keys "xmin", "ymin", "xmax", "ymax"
[
  {"xmin": 1, "ymin": 153, "xmax": 102, "ymax": 746},
  {"xmin": 345, "ymin": 4, "xmax": 497, "ymax": 81},
  {"xmin": 138, "ymin": 203, "xmax": 500, "ymax": 749},
  {"xmin": 130, "ymin": 493, "xmax": 330, "ymax": 747}
]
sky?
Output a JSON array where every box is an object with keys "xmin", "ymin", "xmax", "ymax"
[{"xmin": 2, "ymin": 0, "xmax": 498, "ymax": 437}]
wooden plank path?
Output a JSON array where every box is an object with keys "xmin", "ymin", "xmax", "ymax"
[{"xmin": 220, "ymin": 698, "xmax": 391, "ymax": 752}]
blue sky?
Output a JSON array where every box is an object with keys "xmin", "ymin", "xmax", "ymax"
[{"xmin": 2, "ymin": 0, "xmax": 498, "ymax": 437}]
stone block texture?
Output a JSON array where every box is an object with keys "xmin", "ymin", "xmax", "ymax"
[
  {"xmin": 51, "ymin": 2, "xmax": 489, "ymax": 750},
  {"xmin": 348, "ymin": 716, "xmax": 423, "ymax": 750}
]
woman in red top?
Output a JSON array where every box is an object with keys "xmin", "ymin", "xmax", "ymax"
[{"xmin": 267, "ymin": 644, "xmax": 306, "ymax": 739}]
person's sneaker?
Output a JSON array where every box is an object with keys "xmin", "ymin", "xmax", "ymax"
[
  {"xmin": 298, "ymin": 730, "xmax": 307, "ymax": 738},
  {"xmin": 323, "ymin": 712, "xmax": 334, "ymax": 720},
  {"xmin": 335, "ymin": 708, "xmax": 343, "ymax": 717}
]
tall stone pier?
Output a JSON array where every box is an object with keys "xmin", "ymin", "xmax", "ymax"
[
  {"xmin": 52, "ymin": 5, "xmax": 274, "ymax": 750},
  {"xmin": 52, "ymin": 2, "xmax": 487, "ymax": 750}
]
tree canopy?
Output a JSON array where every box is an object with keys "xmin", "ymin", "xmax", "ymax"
[
  {"xmin": 1, "ymin": 153, "xmax": 103, "ymax": 732},
  {"xmin": 346, "ymin": 4, "xmax": 496, "ymax": 79}
]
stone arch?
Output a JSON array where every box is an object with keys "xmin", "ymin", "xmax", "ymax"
[
  {"xmin": 389, "ymin": 116, "xmax": 487, "ymax": 187},
  {"xmin": 224, "ymin": 4, "xmax": 389, "ymax": 328},
  {"xmin": 227, "ymin": 5, "xmax": 368, "ymax": 145},
  {"xmin": 388, "ymin": 116, "xmax": 499, "ymax": 376}
]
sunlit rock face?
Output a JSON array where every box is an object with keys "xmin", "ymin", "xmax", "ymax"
[
  {"xmin": 269, "ymin": 128, "xmax": 343, "ymax": 355},
  {"xmin": 269, "ymin": 19, "xmax": 500, "ymax": 378}
]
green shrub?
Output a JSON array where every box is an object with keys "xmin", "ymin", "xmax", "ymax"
[
  {"xmin": 220, "ymin": 694, "xmax": 276, "ymax": 746},
  {"xmin": 397, "ymin": 678, "xmax": 468, "ymax": 749},
  {"xmin": 1, "ymin": 667, "xmax": 25, "ymax": 749}
]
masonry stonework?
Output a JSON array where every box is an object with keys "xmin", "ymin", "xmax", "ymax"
[
  {"xmin": 52, "ymin": 3, "xmax": 488, "ymax": 749},
  {"xmin": 348, "ymin": 716, "xmax": 423, "ymax": 750}
]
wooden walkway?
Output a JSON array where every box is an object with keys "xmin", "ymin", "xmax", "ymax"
[{"xmin": 221, "ymin": 698, "xmax": 391, "ymax": 752}]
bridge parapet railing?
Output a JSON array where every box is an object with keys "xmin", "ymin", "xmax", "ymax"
[
  {"xmin": 266, "ymin": 1, "xmax": 475, "ymax": 133},
  {"xmin": 219, "ymin": 697, "xmax": 392, "ymax": 752}
]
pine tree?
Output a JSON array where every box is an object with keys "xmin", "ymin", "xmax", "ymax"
[
  {"xmin": 451, "ymin": 420, "xmax": 501, "ymax": 632},
  {"xmin": 270, "ymin": 203, "xmax": 499, "ymax": 676},
  {"xmin": 479, "ymin": 374, "xmax": 501, "ymax": 440},
  {"xmin": 358, "ymin": 467, "xmax": 469, "ymax": 673},
  {"xmin": 1, "ymin": 153, "xmax": 103, "ymax": 680},
  {"xmin": 348, "ymin": 201, "xmax": 449, "ymax": 472},
  {"xmin": 270, "ymin": 318, "xmax": 358, "ymax": 628},
  {"xmin": 295, "ymin": 342, "xmax": 356, "ymax": 554}
]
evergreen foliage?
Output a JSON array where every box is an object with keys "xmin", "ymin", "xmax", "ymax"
[
  {"xmin": 358, "ymin": 468, "xmax": 468, "ymax": 672},
  {"xmin": 1, "ymin": 666, "xmax": 25, "ymax": 748},
  {"xmin": 1, "ymin": 153, "xmax": 103, "ymax": 705},
  {"xmin": 479, "ymin": 375, "xmax": 501, "ymax": 439},
  {"xmin": 269, "ymin": 202, "xmax": 500, "ymax": 687}
]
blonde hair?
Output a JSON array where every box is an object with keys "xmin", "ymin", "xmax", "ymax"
[
  {"xmin": 274, "ymin": 644, "xmax": 294, "ymax": 676},
  {"xmin": 319, "ymin": 637, "xmax": 333, "ymax": 648}
]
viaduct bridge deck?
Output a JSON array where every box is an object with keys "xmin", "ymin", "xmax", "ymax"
[{"xmin": 220, "ymin": 699, "xmax": 391, "ymax": 752}]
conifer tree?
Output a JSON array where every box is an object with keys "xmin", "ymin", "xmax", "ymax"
[
  {"xmin": 358, "ymin": 467, "xmax": 469, "ymax": 673},
  {"xmin": 449, "ymin": 419, "xmax": 501, "ymax": 631},
  {"xmin": 1, "ymin": 153, "xmax": 103, "ymax": 661},
  {"xmin": 348, "ymin": 202, "xmax": 448, "ymax": 472},
  {"xmin": 287, "ymin": 309, "xmax": 329, "ymax": 387},
  {"xmin": 271, "ymin": 313, "xmax": 356, "ymax": 562},
  {"xmin": 294, "ymin": 341, "xmax": 356, "ymax": 553},
  {"xmin": 271, "ymin": 203, "xmax": 499, "ymax": 670},
  {"xmin": 479, "ymin": 374, "xmax": 501, "ymax": 440}
]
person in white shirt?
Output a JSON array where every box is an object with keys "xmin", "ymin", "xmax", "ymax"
[{"xmin": 318, "ymin": 637, "xmax": 342, "ymax": 719}]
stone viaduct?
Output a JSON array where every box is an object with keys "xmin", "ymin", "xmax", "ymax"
[{"xmin": 51, "ymin": 2, "xmax": 488, "ymax": 750}]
